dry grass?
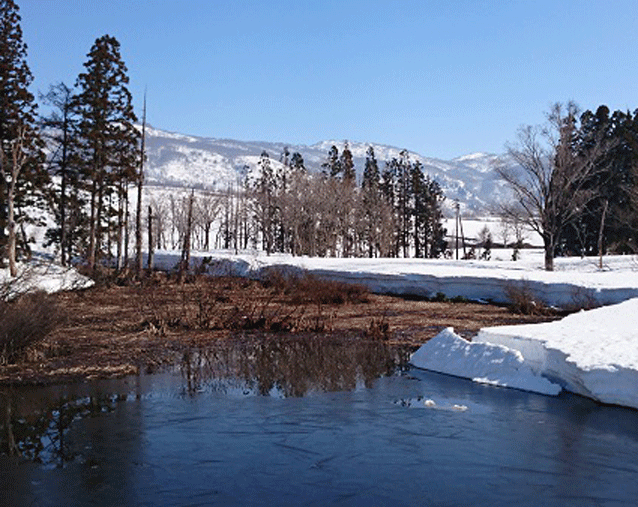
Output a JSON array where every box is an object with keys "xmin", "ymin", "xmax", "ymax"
[{"xmin": 0, "ymin": 273, "xmax": 559, "ymax": 384}]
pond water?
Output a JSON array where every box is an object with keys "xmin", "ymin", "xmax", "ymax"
[{"xmin": 1, "ymin": 336, "xmax": 638, "ymax": 506}]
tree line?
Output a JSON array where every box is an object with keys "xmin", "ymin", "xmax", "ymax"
[
  {"xmin": 5, "ymin": 0, "xmax": 638, "ymax": 275},
  {"xmin": 0, "ymin": 0, "xmax": 448, "ymax": 274},
  {"xmin": 144, "ymin": 144, "xmax": 447, "ymax": 261},
  {"xmin": 247, "ymin": 144, "xmax": 446, "ymax": 258}
]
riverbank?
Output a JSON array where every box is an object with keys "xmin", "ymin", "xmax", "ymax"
[{"xmin": 0, "ymin": 274, "xmax": 556, "ymax": 385}]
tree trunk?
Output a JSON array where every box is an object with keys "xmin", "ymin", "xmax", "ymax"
[
  {"xmin": 5, "ymin": 132, "xmax": 28, "ymax": 277},
  {"xmin": 87, "ymin": 178, "xmax": 98, "ymax": 271},
  {"xmin": 598, "ymin": 199, "xmax": 608, "ymax": 270},
  {"xmin": 543, "ymin": 235, "xmax": 555, "ymax": 271},
  {"xmin": 147, "ymin": 204, "xmax": 154, "ymax": 271},
  {"xmin": 7, "ymin": 186, "xmax": 17, "ymax": 277},
  {"xmin": 180, "ymin": 191, "xmax": 194, "ymax": 276},
  {"xmin": 136, "ymin": 93, "xmax": 147, "ymax": 278}
]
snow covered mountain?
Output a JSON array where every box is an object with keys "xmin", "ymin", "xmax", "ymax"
[{"xmin": 144, "ymin": 126, "xmax": 514, "ymax": 215}]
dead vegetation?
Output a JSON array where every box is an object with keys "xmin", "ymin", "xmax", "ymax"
[
  {"xmin": 0, "ymin": 291, "xmax": 64, "ymax": 365},
  {"xmin": 0, "ymin": 271, "xmax": 559, "ymax": 385}
]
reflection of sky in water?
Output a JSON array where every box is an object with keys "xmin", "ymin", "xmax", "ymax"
[{"xmin": 2, "ymin": 338, "xmax": 638, "ymax": 506}]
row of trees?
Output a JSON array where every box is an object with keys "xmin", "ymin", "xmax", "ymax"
[
  {"xmin": 10, "ymin": 0, "xmax": 637, "ymax": 274},
  {"xmin": 1, "ymin": 0, "xmax": 142, "ymax": 275},
  {"xmin": 144, "ymin": 144, "xmax": 447, "ymax": 261},
  {"xmin": 248, "ymin": 145, "xmax": 446, "ymax": 258},
  {"xmin": 499, "ymin": 102, "xmax": 638, "ymax": 270}
]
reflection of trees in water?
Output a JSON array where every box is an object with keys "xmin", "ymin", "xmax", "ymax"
[
  {"xmin": 181, "ymin": 335, "xmax": 410, "ymax": 397},
  {"xmin": 0, "ymin": 389, "xmax": 120, "ymax": 465}
]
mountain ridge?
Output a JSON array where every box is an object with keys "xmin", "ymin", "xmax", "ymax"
[{"xmin": 143, "ymin": 125, "xmax": 514, "ymax": 214}]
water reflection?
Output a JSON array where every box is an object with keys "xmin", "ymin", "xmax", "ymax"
[
  {"xmin": 0, "ymin": 388, "xmax": 124, "ymax": 466},
  {"xmin": 180, "ymin": 335, "xmax": 411, "ymax": 397},
  {"xmin": 1, "ymin": 336, "xmax": 410, "ymax": 466}
]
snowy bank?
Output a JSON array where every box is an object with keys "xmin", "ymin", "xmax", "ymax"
[
  {"xmin": 474, "ymin": 299, "xmax": 638, "ymax": 408},
  {"xmin": 0, "ymin": 261, "xmax": 93, "ymax": 298},
  {"xmin": 410, "ymin": 328, "xmax": 562, "ymax": 395},
  {"xmin": 150, "ymin": 250, "xmax": 638, "ymax": 309},
  {"xmin": 411, "ymin": 299, "xmax": 638, "ymax": 409}
]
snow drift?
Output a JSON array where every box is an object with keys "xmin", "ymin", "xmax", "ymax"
[{"xmin": 412, "ymin": 299, "xmax": 638, "ymax": 409}]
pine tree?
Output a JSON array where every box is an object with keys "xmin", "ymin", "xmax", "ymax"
[
  {"xmin": 290, "ymin": 151, "xmax": 305, "ymax": 172},
  {"xmin": 410, "ymin": 160, "xmax": 427, "ymax": 258},
  {"xmin": 40, "ymin": 82, "xmax": 80, "ymax": 265},
  {"xmin": 254, "ymin": 150, "xmax": 275, "ymax": 254},
  {"xmin": 0, "ymin": 0, "xmax": 47, "ymax": 274},
  {"xmin": 340, "ymin": 141, "xmax": 355, "ymax": 182},
  {"xmin": 424, "ymin": 176, "xmax": 447, "ymax": 258},
  {"xmin": 361, "ymin": 146, "xmax": 381, "ymax": 257},
  {"xmin": 74, "ymin": 35, "xmax": 140, "ymax": 270},
  {"xmin": 322, "ymin": 145, "xmax": 341, "ymax": 178}
]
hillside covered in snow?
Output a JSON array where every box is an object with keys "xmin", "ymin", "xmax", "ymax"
[{"xmin": 143, "ymin": 126, "xmax": 514, "ymax": 214}]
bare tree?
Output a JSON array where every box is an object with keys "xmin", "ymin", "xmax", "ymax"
[
  {"xmin": 196, "ymin": 191, "xmax": 222, "ymax": 251},
  {"xmin": 0, "ymin": 123, "xmax": 27, "ymax": 276},
  {"xmin": 498, "ymin": 217, "xmax": 511, "ymax": 248},
  {"xmin": 497, "ymin": 102, "xmax": 611, "ymax": 271},
  {"xmin": 135, "ymin": 92, "xmax": 147, "ymax": 277}
]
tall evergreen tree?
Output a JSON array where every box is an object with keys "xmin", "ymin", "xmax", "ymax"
[
  {"xmin": 361, "ymin": 146, "xmax": 382, "ymax": 257},
  {"xmin": 40, "ymin": 82, "xmax": 80, "ymax": 265},
  {"xmin": 254, "ymin": 150, "xmax": 275, "ymax": 254},
  {"xmin": 321, "ymin": 145, "xmax": 341, "ymax": 178},
  {"xmin": 290, "ymin": 151, "xmax": 305, "ymax": 172},
  {"xmin": 340, "ymin": 141, "xmax": 355, "ymax": 182},
  {"xmin": 74, "ymin": 34, "xmax": 140, "ymax": 270},
  {"xmin": 0, "ymin": 0, "xmax": 47, "ymax": 274}
]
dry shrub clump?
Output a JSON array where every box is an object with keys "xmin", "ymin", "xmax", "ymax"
[
  {"xmin": 0, "ymin": 291, "xmax": 63, "ymax": 364},
  {"xmin": 261, "ymin": 268, "xmax": 369, "ymax": 305},
  {"xmin": 503, "ymin": 280, "xmax": 551, "ymax": 316},
  {"xmin": 136, "ymin": 270, "xmax": 371, "ymax": 336}
]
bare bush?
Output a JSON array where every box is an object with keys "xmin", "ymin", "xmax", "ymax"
[
  {"xmin": 136, "ymin": 272, "xmax": 370, "ymax": 336},
  {"xmin": 261, "ymin": 269, "xmax": 369, "ymax": 305},
  {"xmin": 503, "ymin": 280, "xmax": 549, "ymax": 315},
  {"xmin": 568, "ymin": 286, "xmax": 600, "ymax": 312},
  {"xmin": 0, "ymin": 291, "xmax": 62, "ymax": 364}
]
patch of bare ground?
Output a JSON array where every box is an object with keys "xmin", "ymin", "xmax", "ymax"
[{"xmin": 0, "ymin": 273, "xmax": 558, "ymax": 385}]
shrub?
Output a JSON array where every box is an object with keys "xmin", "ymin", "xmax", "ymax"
[
  {"xmin": 289, "ymin": 275, "xmax": 369, "ymax": 305},
  {"xmin": 0, "ymin": 291, "xmax": 62, "ymax": 364},
  {"xmin": 568, "ymin": 286, "xmax": 600, "ymax": 312},
  {"xmin": 503, "ymin": 280, "xmax": 548, "ymax": 315},
  {"xmin": 261, "ymin": 269, "xmax": 369, "ymax": 305}
]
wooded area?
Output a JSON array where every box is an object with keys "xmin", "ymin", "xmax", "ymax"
[{"xmin": 3, "ymin": 0, "xmax": 638, "ymax": 275}]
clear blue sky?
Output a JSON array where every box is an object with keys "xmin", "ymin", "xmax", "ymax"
[{"xmin": 17, "ymin": 0, "xmax": 638, "ymax": 160}]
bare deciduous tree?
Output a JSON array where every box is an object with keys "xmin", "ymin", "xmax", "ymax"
[
  {"xmin": 497, "ymin": 102, "xmax": 611, "ymax": 271},
  {"xmin": 0, "ymin": 123, "xmax": 27, "ymax": 276}
]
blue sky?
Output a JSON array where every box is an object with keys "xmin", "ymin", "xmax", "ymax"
[{"xmin": 17, "ymin": 0, "xmax": 638, "ymax": 160}]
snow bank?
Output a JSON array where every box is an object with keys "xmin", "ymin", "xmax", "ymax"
[
  {"xmin": 146, "ymin": 250, "xmax": 638, "ymax": 309},
  {"xmin": 410, "ymin": 328, "xmax": 562, "ymax": 395},
  {"xmin": 0, "ymin": 261, "xmax": 93, "ymax": 298},
  {"xmin": 411, "ymin": 299, "xmax": 638, "ymax": 409},
  {"xmin": 475, "ymin": 299, "xmax": 638, "ymax": 409}
]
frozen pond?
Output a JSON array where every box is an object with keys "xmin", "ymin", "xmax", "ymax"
[{"xmin": 1, "ymin": 336, "xmax": 638, "ymax": 506}]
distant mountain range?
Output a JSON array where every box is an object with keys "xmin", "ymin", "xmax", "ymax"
[{"xmin": 144, "ymin": 126, "xmax": 515, "ymax": 215}]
